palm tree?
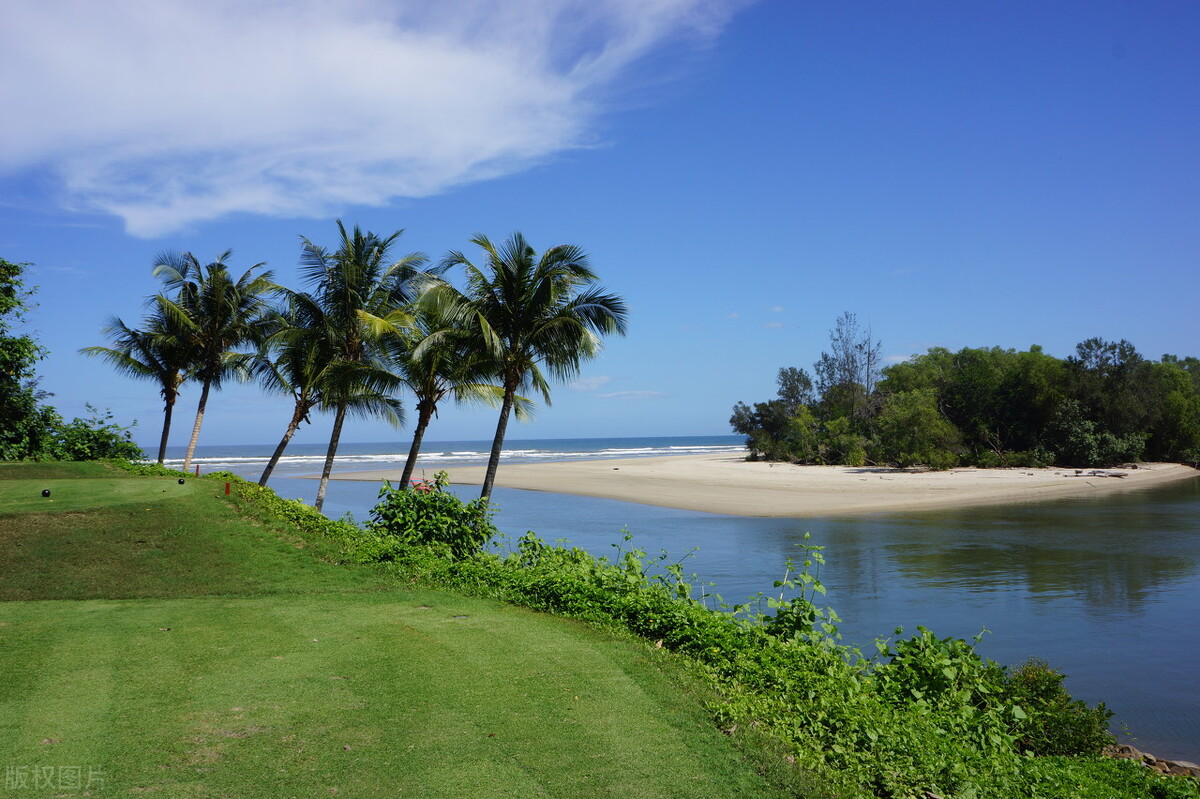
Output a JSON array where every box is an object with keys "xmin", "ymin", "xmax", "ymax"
[
  {"xmin": 297, "ymin": 221, "xmax": 427, "ymax": 512},
  {"xmin": 386, "ymin": 286, "xmax": 529, "ymax": 490},
  {"xmin": 153, "ymin": 250, "xmax": 274, "ymax": 473},
  {"xmin": 442, "ymin": 233, "xmax": 628, "ymax": 501},
  {"xmin": 80, "ymin": 309, "xmax": 189, "ymax": 464},
  {"xmin": 253, "ymin": 299, "xmax": 403, "ymax": 487}
]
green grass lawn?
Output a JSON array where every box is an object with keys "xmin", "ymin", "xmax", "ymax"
[
  {"xmin": 0, "ymin": 464, "xmax": 389, "ymax": 601},
  {"xmin": 0, "ymin": 463, "xmax": 792, "ymax": 798}
]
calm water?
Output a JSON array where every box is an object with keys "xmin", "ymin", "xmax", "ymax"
[{"xmin": 173, "ymin": 436, "xmax": 1200, "ymax": 761}]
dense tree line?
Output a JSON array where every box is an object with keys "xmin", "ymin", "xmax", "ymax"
[
  {"xmin": 78, "ymin": 223, "xmax": 626, "ymax": 509},
  {"xmin": 731, "ymin": 313, "xmax": 1200, "ymax": 469}
]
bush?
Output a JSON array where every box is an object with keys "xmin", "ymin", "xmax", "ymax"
[
  {"xmin": 362, "ymin": 472, "xmax": 497, "ymax": 560},
  {"xmin": 1047, "ymin": 400, "xmax": 1146, "ymax": 467},
  {"xmin": 873, "ymin": 626, "xmax": 1008, "ymax": 712},
  {"xmin": 105, "ymin": 459, "xmax": 188, "ymax": 477},
  {"xmin": 1182, "ymin": 447, "xmax": 1200, "ymax": 468},
  {"xmin": 976, "ymin": 447, "xmax": 1055, "ymax": 469},
  {"xmin": 1002, "ymin": 658, "xmax": 1115, "ymax": 756},
  {"xmin": 821, "ymin": 416, "xmax": 868, "ymax": 466},
  {"xmin": 874, "ymin": 389, "xmax": 963, "ymax": 469},
  {"xmin": 46, "ymin": 404, "xmax": 143, "ymax": 461},
  {"xmin": 0, "ymin": 398, "xmax": 142, "ymax": 463}
]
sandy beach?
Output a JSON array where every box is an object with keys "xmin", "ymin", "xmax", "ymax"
[{"xmin": 329, "ymin": 455, "xmax": 1200, "ymax": 517}]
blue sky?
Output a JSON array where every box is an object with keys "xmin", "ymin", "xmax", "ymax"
[{"xmin": 2, "ymin": 0, "xmax": 1197, "ymax": 449}]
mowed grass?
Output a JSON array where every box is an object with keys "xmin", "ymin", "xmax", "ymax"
[
  {"xmin": 0, "ymin": 462, "xmax": 390, "ymax": 600},
  {"xmin": 0, "ymin": 463, "xmax": 789, "ymax": 798}
]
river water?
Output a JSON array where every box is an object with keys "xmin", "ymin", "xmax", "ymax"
[{"xmin": 172, "ymin": 436, "xmax": 1200, "ymax": 761}]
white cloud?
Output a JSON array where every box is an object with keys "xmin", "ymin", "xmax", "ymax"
[
  {"xmin": 568, "ymin": 375, "xmax": 614, "ymax": 391},
  {"xmin": 0, "ymin": 0, "xmax": 749, "ymax": 237},
  {"xmin": 769, "ymin": 305, "xmax": 784, "ymax": 313},
  {"xmin": 598, "ymin": 390, "xmax": 665, "ymax": 399},
  {"xmin": 764, "ymin": 321, "xmax": 784, "ymax": 329},
  {"xmin": 34, "ymin": 264, "xmax": 88, "ymax": 278}
]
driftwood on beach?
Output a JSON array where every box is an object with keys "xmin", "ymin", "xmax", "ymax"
[{"xmin": 1105, "ymin": 744, "xmax": 1200, "ymax": 778}]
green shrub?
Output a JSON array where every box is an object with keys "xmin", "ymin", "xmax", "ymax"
[
  {"xmin": 47, "ymin": 404, "xmax": 143, "ymax": 461},
  {"xmin": 105, "ymin": 459, "xmax": 188, "ymax": 477},
  {"xmin": 819, "ymin": 416, "xmax": 869, "ymax": 466},
  {"xmin": 925, "ymin": 449, "xmax": 959, "ymax": 470},
  {"xmin": 1047, "ymin": 400, "xmax": 1147, "ymax": 467},
  {"xmin": 874, "ymin": 388, "xmax": 963, "ymax": 469},
  {"xmin": 976, "ymin": 447, "xmax": 1056, "ymax": 469},
  {"xmin": 363, "ymin": 472, "xmax": 497, "ymax": 560},
  {"xmin": 0, "ymin": 401, "xmax": 142, "ymax": 462},
  {"xmin": 873, "ymin": 626, "xmax": 1008, "ymax": 714},
  {"xmin": 1183, "ymin": 447, "xmax": 1200, "ymax": 468},
  {"xmin": 1002, "ymin": 658, "xmax": 1115, "ymax": 756}
]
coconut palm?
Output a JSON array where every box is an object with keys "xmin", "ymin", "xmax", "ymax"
[
  {"xmin": 441, "ymin": 233, "xmax": 628, "ymax": 501},
  {"xmin": 253, "ymin": 300, "xmax": 403, "ymax": 487},
  {"xmin": 80, "ymin": 309, "xmax": 189, "ymax": 464},
  {"xmin": 386, "ymin": 286, "xmax": 530, "ymax": 489},
  {"xmin": 297, "ymin": 221, "xmax": 427, "ymax": 512},
  {"xmin": 153, "ymin": 250, "xmax": 274, "ymax": 473}
]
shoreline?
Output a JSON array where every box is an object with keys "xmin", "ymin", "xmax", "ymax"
[{"xmin": 327, "ymin": 455, "xmax": 1200, "ymax": 517}]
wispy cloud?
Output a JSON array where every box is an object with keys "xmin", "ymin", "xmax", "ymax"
[
  {"xmin": 0, "ymin": 0, "xmax": 749, "ymax": 237},
  {"xmin": 568, "ymin": 375, "xmax": 614, "ymax": 391},
  {"xmin": 768, "ymin": 305, "xmax": 784, "ymax": 313},
  {"xmin": 598, "ymin": 390, "xmax": 665, "ymax": 399},
  {"xmin": 764, "ymin": 321, "xmax": 785, "ymax": 329},
  {"xmin": 34, "ymin": 264, "xmax": 88, "ymax": 278}
]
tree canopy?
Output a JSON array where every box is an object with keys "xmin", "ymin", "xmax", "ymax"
[
  {"xmin": 732, "ymin": 316, "xmax": 1200, "ymax": 470},
  {"xmin": 296, "ymin": 221, "xmax": 425, "ymax": 510},
  {"xmin": 441, "ymin": 232, "xmax": 628, "ymax": 500},
  {"xmin": 75, "ymin": 224, "xmax": 627, "ymax": 510}
]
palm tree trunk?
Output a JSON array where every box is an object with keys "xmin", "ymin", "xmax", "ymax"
[
  {"xmin": 156, "ymin": 396, "xmax": 175, "ymax": 465},
  {"xmin": 181, "ymin": 380, "xmax": 211, "ymax": 473},
  {"xmin": 315, "ymin": 401, "xmax": 347, "ymax": 513},
  {"xmin": 480, "ymin": 388, "xmax": 515, "ymax": 501},
  {"xmin": 259, "ymin": 402, "xmax": 307, "ymax": 486},
  {"xmin": 399, "ymin": 402, "xmax": 435, "ymax": 489}
]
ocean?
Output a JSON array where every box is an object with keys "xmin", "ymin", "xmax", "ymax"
[{"xmin": 163, "ymin": 435, "xmax": 745, "ymax": 483}]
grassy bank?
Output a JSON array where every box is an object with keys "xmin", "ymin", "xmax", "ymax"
[
  {"xmin": 332, "ymin": 474, "xmax": 1200, "ymax": 799},
  {"xmin": 5, "ymin": 462, "xmax": 1197, "ymax": 798},
  {"xmin": 0, "ymin": 462, "xmax": 794, "ymax": 797}
]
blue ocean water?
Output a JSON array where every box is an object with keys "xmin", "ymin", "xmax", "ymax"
[
  {"xmin": 164, "ymin": 435, "xmax": 745, "ymax": 480},
  {"xmin": 168, "ymin": 435, "xmax": 1200, "ymax": 760}
]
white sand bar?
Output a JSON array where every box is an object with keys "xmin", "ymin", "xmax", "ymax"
[{"xmin": 329, "ymin": 455, "xmax": 1200, "ymax": 517}]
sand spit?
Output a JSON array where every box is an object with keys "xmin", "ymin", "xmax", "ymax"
[{"xmin": 328, "ymin": 455, "xmax": 1200, "ymax": 517}]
